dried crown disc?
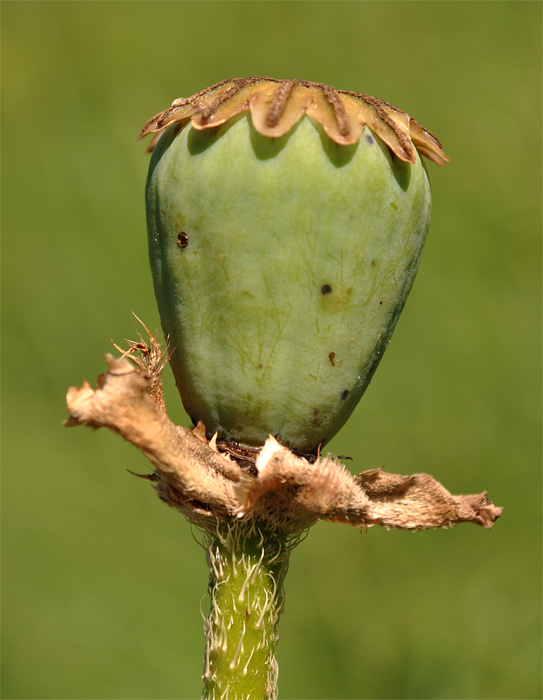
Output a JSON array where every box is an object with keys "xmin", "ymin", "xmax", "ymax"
[{"xmin": 138, "ymin": 77, "xmax": 449, "ymax": 166}]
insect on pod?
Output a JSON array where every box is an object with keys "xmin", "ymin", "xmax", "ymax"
[{"xmin": 139, "ymin": 77, "xmax": 448, "ymax": 454}]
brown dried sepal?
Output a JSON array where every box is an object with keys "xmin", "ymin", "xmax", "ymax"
[
  {"xmin": 65, "ymin": 341, "xmax": 501, "ymax": 535},
  {"xmin": 354, "ymin": 468, "xmax": 502, "ymax": 530},
  {"xmin": 110, "ymin": 314, "xmax": 169, "ymax": 412},
  {"xmin": 235, "ymin": 438, "xmax": 502, "ymax": 531},
  {"xmin": 138, "ymin": 77, "xmax": 449, "ymax": 166},
  {"xmin": 65, "ymin": 354, "xmax": 242, "ymax": 528}
]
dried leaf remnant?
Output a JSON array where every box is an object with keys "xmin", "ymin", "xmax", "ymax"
[{"xmin": 65, "ymin": 332, "xmax": 501, "ymax": 535}]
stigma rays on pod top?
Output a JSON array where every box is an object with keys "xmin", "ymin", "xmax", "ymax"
[{"xmin": 139, "ymin": 77, "xmax": 449, "ymax": 455}]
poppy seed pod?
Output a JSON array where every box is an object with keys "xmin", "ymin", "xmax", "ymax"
[{"xmin": 140, "ymin": 77, "xmax": 448, "ymax": 454}]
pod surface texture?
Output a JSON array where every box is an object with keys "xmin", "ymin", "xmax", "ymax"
[{"xmin": 146, "ymin": 110, "xmax": 432, "ymax": 453}]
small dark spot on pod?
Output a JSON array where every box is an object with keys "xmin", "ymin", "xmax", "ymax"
[
  {"xmin": 370, "ymin": 260, "xmax": 376, "ymax": 267},
  {"xmin": 340, "ymin": 389, "xmax": 350, "ymax": 400},
  {"xmin": 328, "ymin": 352, "xmax": 336, "ymax": 366},
  {"xmin": 177, "ymin": 232, "xmax": 189, "ymax": 248},
  {"xmin": 365, "ymin": 134, "xmax": 374, "ymax": 145},
  {"xmin": 321, "ymin": 284, "xmax": 332, "ymax": 295},
  {"xmin": 311, "ymin": 408, "xmax": 321, "ymax": 426},
  {"xmin": 379, "ymin": 300, "xmax": 383, "ymax": 305}
]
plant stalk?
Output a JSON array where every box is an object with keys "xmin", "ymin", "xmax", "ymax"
[{"xmin": 202, "ymin": 521, "xmax": 292, "ymax": 700}]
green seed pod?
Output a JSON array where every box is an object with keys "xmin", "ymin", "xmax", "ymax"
[{"xmin": 140, "ymin": 78, "xmax": 448, "ymax": 454}]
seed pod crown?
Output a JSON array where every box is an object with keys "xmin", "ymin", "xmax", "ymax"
[{"xmin": 138, "ymin": 77, "xmax": 449, "ymax": 166}]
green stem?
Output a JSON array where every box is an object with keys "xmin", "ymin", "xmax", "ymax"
[{"xmin": 201, "ymin": 521, "xmax": 292, "ymax": 700}]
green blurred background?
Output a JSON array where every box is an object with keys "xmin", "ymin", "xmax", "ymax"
[{"xmin": 2, "ymin": 2, "xmax": 541, "ymax": 698}]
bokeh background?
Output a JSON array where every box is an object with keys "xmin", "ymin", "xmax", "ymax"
[{"xmin": 2, "ymin": 2, "xmax": 541, "ymax": 699}]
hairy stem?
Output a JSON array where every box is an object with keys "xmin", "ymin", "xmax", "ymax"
[{"xmin": 202, "ymin": 521, "xmax": 292, "ymax": 700}]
